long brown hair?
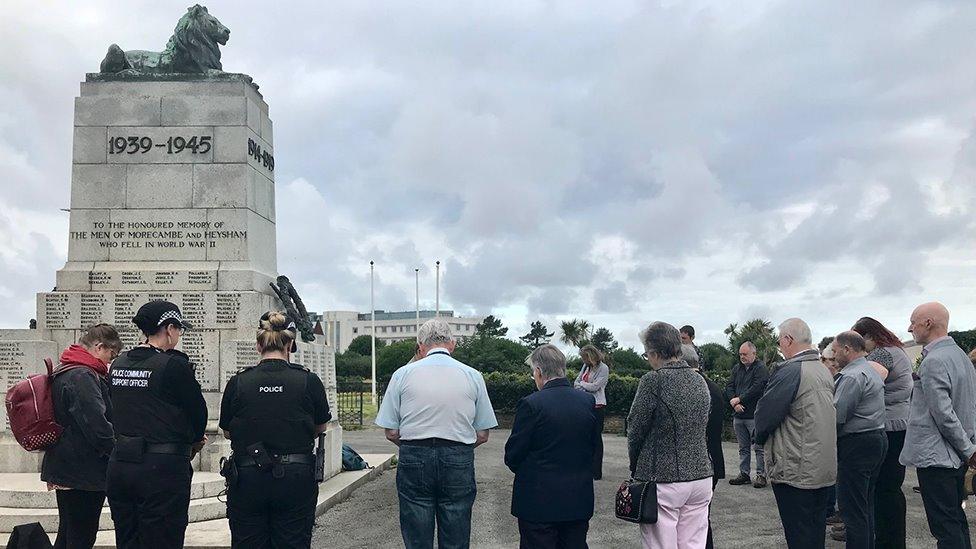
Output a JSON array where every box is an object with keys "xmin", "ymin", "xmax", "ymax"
[
  {"xmin": 579, "ymin": 345, "xmax": 605, "ymax": 368},
  {"xmin": 851, "ymin": 317, "xmax": 903, "ymax": 348}
]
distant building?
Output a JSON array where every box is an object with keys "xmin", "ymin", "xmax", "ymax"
[{"xmin": 314, "ymin": 310, "xmax": 484, "ymax": 352}]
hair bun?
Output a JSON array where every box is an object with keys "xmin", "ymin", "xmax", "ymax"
[{"xmin": 266, "ymin": 312, "xmax": 289, "ymax": 330}]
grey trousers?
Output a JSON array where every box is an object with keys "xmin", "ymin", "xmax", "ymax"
[{"xmin": 733, "ymin": 417, "xmax": 765, "ymax": 476}]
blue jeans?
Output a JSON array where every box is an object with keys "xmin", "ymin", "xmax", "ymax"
[
  {"xmin": 733, "ymin": 418, "xmax": 765, "ymax": 476},
  {"xmin": 396, "ymin": 444, "xmax": 477, "ymax": 549}
]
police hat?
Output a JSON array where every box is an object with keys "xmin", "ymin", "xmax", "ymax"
[
  {"xmin": 132, "ymin": 300, "xmax": 193, "ymax": 333},
  {"xmin": 258, "ymin": 311, "xmax": 299, "ymax": 353}
]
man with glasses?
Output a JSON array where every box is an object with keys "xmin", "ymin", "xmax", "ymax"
[{"xmin": 754, "ymin": 318, "xmax": 837, "ymax": 549}]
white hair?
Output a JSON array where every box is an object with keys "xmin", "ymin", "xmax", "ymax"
[
  {"xmin": 778, "ymin": 318, "xmax": 812, "ymax": 345},
  {"xmin": 528, "ymin": 344, "xmax": 567, "ymax": 379},
  {"xmin": 417, "ymin": 317, "xmax": 454, "ymax": 346}
]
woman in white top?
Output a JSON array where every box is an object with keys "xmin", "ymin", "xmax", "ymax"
[{"xmin": 575, "ymin": 345, "xmax": 610, "ymax": 479}]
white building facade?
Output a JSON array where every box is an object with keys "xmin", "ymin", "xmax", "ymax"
[{"xmin": 315, "ymin": 310, "xmax": 484, "ymax": 352}]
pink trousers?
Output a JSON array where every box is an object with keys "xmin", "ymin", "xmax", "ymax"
[{"xmin": 639, "ymin": 477, "xmax": 713, "ymax": 548}]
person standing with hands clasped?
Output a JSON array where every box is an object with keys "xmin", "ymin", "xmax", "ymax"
[
  {"xmin": 901, "ymin": 302, "xmax": 976, "ymax": 549},
  {"xmin": 724, "ymin": 341, "xmax": 769, "ymax": 488},
  {"xmin": 42, "ymin": 324, "xmax": 122, "ymax": 549},
  {"xmin": 574, "ymin": 345, "xmax": 609, "ymax": 480},
  {"xmin": 506, "ymin": 344, "xmax": 600, "ymax": 549},
  {"xmin": 219, "ymin": 312, "xmax": 332, "ymax": 549},
  {"xmin": 106, "ymin": 300, "xmax": 207, "ymax": 549}
]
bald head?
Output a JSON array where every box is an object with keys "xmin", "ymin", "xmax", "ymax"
[{"xmin": 909, "ymin": 302, "xmax": 950, "ymax": 345}]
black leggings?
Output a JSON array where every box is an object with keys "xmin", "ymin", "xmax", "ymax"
[
  {"xmin": 593, "ymin": 407, "xmax": 605, "ymax": 480},
  {"xmin": 54, "ymin": 489, "xmax": 105, "ymax": 549}
]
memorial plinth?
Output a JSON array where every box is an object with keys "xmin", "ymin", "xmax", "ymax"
[{"xmin": 0, "ymin": 75, "xmax": 339, "ymax": 477}]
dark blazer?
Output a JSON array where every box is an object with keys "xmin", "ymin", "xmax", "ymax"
[
  {"xmin": 702, "ymin": 372, "xmax": 726, "ymax": 480},
  {"xmin": 504, "ymin": 378, "xmax": 599, "ymax": 523}
]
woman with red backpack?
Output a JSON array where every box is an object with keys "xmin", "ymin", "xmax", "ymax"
[{"xmin": 40, "ymin": 323, "xmax": 122, "ymax": 549}]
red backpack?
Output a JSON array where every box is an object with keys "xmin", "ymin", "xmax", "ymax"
[{"xmin": 4, "ymin": 358, "xmax": 83, "ymax": 452}]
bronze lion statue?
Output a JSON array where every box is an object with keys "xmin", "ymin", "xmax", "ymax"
[{"xmin": 100, "ymin": 4, "xmax": 230, "ymax": 74}]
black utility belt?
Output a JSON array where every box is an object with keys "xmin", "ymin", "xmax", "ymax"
[
  {"xmin": 236, "ymin": 453, "xmax": 315, "ymax": 467},
  {"xmin": 400, "ymin": 438, "xmax": 472, "ymax": 448},
  {"xmin": 113, "ymin": 436, "xmax": 191, "ymax": 463}
]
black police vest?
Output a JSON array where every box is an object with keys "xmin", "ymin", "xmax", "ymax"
[
  {"xmin": 226, "ymin": 360, "xmax": 317, "ymax": 455},
  {"xmin": 109, "ymin": 349, "xmax": 196, "ymax": 444}
]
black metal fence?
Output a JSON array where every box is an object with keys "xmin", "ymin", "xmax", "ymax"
[{"xmin": 336, "ymin": 381, "xmax": 387, "ymax": 429}]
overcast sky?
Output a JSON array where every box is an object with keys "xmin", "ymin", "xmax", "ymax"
[{"xmin": 2, "ymin": 0, "xmax": 975, "ymax": 351}]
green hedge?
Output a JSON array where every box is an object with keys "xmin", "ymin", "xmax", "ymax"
[{"xmin": 484, "ymin": 372, "xmax": 641, "ymax": 415}]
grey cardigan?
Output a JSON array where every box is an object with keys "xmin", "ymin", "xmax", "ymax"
[
  {"xmin": 866, "ymin": 346, "xmax": 913, "ymax": 432},
  {"xmin": 626, "ymin": 361, "xmax": 712, "ymax": 483},
  {"xmin": 574, "ymin": 362, "xmax": 609, "ymax": 406},
  {"xmin": 900, "ymin": 337, "xmax": 976, "ymax": 469}
]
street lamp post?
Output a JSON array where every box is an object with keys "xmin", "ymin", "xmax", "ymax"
[{"xmin": 370, "ymin": 261, "xmax": 376, "ymax": 405}]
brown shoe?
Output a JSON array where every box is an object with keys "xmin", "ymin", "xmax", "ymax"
[
  {"xmin": 752, "ymin": 475, "xmax": 767, "ymax": 488},
  {"xmin": 728, "ymin": 473, "xmax": 751, "ymax": 485}
]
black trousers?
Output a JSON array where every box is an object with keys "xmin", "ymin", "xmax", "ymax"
[
  {"xmin": 705, "ymin": 477, "xmax": 718, "ymax": 549},
  {"xmin": 917, "ymin": 465, "xmax": 972, "ymax": 549},
  {"xmin": 593, "ymin": 407, "xmax": 605, "ymax": 480},
  {"xmin": 106, "ymin": 454, "xmax": 192, "ymax": 549},
  {"xmin": 227, "ymin": 462, "xmax": 318, "ymax": 549},
  {"xmin": 837, "ymin": 430, "xmax": 887, "ymax": 549},
  {"xmin": 517, "ymin": 518, "xmax": 589, "ymax": 549},
  {"xmin": 874, "ymin": 430, "xmax": 907, "ymax": 549},
  {"xmin": 771, "ymin": 482, "xmax": 832, "ymax": 549},
  {"xmin": 53, "ymin": 489, "xmax": 105, "ymax": 549}
]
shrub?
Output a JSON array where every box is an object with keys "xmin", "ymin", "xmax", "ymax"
[
  {"xmin": 335, "ymin": 352, "xmax": 371, "ymax": 379},
  {"xmin": 482, "ymin": 371, "xmax": 641, "ymax": 416},
  {"xmin": 453, "ymin": 337, "xmax": 532, "ymax": 374},
  {"xmin": 376, "ymin": 340, "xmax": 419, "ymax": 381}
]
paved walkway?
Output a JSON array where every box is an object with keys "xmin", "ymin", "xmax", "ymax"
[{"xmin": 314, "ymin": 428, "xmax": 973, "ymax": 548}]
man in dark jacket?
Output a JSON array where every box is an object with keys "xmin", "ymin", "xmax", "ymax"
[
  {"xmin": 505, "ymin": 344, "xmax": 600, "ymax": 549},
  {"xmin": 724, "ymin": 341, "xmax": 769, "ymax": 487}
]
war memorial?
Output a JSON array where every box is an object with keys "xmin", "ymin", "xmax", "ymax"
[{"xmin": 0, "ymin": 5, "xmax": 392, "ymax": 545}]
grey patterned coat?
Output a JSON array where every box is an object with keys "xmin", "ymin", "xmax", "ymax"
[{"xmin": 626, "ymin": 361, "xmax": 712, "ymax": 483}]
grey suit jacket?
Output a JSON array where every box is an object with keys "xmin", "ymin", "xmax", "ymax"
[{"xmin": 900, "ymin": 337, "xmax": 976, "ymax": 469}]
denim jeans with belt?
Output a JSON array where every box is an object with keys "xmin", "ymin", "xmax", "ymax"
[{"xmin": 397, "ymin": 444, "xmax": 477, "ymax": 549}]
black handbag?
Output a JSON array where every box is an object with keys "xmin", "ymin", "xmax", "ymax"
[
  {"xmin": 615, "ymin": 389, "xmax": 679, "ymax": 524},
  {"xmin": 615, "ymin": 477, "xmax": 657, "ymax": 523}
]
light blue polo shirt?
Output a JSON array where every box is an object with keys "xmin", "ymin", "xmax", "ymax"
[{"xmin": 375, "ymin": 349, "xmax": 497, "ymax": 444}]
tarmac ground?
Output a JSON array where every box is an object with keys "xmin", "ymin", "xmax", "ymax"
[{"xmin": 314, "ymin": 428, "xmax": 973, "ymax": 548}]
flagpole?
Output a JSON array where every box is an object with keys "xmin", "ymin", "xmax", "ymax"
[
  {"xmin": 415, "ymin": 268, "xmax": 420, "ymax": 335},
  {"xmin": 435, "ymin": 261, "xmax": 440, "ymax": 317},
  {"xmin": 370, "ymin": 260, "xmax": 376, "ymax": 405}
]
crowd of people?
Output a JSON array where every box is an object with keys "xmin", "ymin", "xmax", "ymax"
[{"xmin": 30, "ymin": 297, "xmax": 976, "ymax": 549}]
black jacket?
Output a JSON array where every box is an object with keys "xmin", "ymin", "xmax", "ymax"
[
  {"xmin": 504, "ymin": 378, "xmax": 599, "ymax": 523},
  {"xmin": 110, "ymin": 347, "xmax": 207, "ymax": 444},
  {"xmin": 41, "ymin": 367, "xmax": 114, "ymax": 491},
  {"xmin": 723, "ymin": 360, "xmax": 769, "ymax": 419},
  {"xmin": 702, "ymin": 373, "xmax": 726, "ymax": 481}
]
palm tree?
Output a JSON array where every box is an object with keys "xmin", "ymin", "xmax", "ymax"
[{"xmin": 560, "ymin": 319, "xmax": 592, "ymax": 348}]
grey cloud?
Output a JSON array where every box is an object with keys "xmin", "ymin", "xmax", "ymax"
[{"xmin": 594, "ymin": 281, "xmax": 636, "ymax": 314}]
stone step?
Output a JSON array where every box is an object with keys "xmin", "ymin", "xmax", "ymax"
[
  {"xmin": 0, "ymin": 473, "xmax": 225, "ymax": 509},
  {"xmin": 0, "ymin": 491, "xmax": 228, "ymax": 533},
  {"xmin": 0, "ymin": 454, "xmax": 394, "ymax": 547}
]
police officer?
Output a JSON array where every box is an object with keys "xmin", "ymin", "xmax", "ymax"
[
  {"xmin": 219, "ymin": 311, "xmax": 332, "ymax": 548},
  {"xmin": 106, "ymin": 300, "xmax": 208, "ymax": 549}
]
